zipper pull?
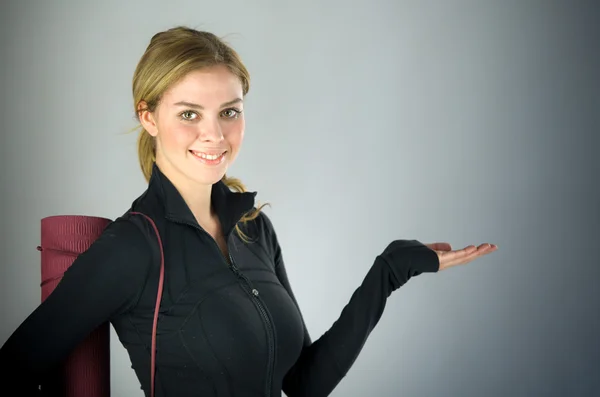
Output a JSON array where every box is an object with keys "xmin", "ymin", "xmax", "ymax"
[{"xmin": 252, "ymin": 289, "xmax": 259, "ymax": 296}]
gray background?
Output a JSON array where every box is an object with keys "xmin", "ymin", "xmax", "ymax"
[{"xmin": 1, "ymin": 0, "xmax": 598, "ymax": 396}]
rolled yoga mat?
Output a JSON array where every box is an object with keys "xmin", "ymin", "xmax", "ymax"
[{"xmin": 38, "ymin": 215, "xmax": 112, "ymax": 397}]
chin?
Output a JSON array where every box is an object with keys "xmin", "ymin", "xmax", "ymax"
[
  {"xmin": 186, "ymin": 172, "xmax": 224, "ymax": 187},
  {"xmin": 188, "ymin": 164, "xmax": 228, "ymax": 186},
  {"xmin": 164, "ymin": 151, "xmax": 234, "ymax": 186}
]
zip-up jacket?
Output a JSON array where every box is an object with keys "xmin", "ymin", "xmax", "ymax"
[{"xmin": 0, "ymin": 163, "xmax": 440, "ymax": 396}]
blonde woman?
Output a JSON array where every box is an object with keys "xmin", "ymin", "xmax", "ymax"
[{"xmin": 0, "ymin": 26, "xmax": 497, "ymax": 397}]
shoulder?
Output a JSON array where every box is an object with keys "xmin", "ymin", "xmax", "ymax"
[
  {"xmin": 239, "ymin": 209, "xmax": 277, "ymax": 242},
  {"xmin": 48, "ymin": 216, "xmax": 157, "ymax": 318},
  {"xmin": 118, "ymin": 185, "xmax": 168, "ymax": 249},
  {"xmin": 103, "ymin": 215, "xmax": 152, "ymax": 242},
  {"xmin": 255, "ymin": 210, "xmax": 276, "ymax": 235},
  {"xmin": 76, "ymin": 215, "xmax": 154, "ymax": 266},
  {"xmin": 57, "ymin": 215, "xmax": 156, "ymax": 301},
  {"xmin": 236, "ymin": 209, "xmax": 282, "ymax": 260}
]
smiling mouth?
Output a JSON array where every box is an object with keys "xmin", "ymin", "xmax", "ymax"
[{"xmin": 189, "ymin": 150, "xmax": 227, "ymax": 165}]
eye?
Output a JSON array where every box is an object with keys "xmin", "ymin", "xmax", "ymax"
[
  {"xmin": 221, "ymin": 108, "xmax": 242, "ymax": 119},
  {"xmin": 179, "ymin": 110, "xmax": 198, "ymax": 121}
]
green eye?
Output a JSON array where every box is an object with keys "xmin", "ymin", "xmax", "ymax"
[
  {"xmin": 180, "ymin": 110, "xmax": 198, "ymax": 120},
  {"xmin": 222, "ymin": 108, "xmax": 242, "ymax": 118}
]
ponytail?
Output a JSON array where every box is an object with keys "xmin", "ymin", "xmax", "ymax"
[{"xmin": 137, "ymin": 129, "xmax": 156, "ymax": 183}]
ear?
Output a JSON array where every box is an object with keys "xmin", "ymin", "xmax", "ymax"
[{"xmin": 137, "ymin": 100, "xmax": 159, "ymax": 137}]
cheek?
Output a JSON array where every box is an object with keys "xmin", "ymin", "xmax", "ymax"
[
  {"xmin": 159, "ymin": 121, "xmax": 197, "ymax": 148},
  {"xmin": 225, "ymin": 120, "xmax": 245, "ymax": 149}
]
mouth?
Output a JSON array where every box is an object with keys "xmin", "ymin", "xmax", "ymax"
[{"xmin": 189, "ymin": 150, "xmax": 227, "ymax": 166}]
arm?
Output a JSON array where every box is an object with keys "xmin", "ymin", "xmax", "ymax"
[
  {"xmin": 264, "ymin": 216, "xmax": 439, "ymax": 397},
  {"xmin": 0, "ymin": 218, "xmax": 152, "ymax": 396}
]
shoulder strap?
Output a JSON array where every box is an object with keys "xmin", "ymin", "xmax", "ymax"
[{"xmin": 129, "ymin": 211, "xmax": 165, "ymax": 397}]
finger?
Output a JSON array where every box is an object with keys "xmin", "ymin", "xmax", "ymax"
[
  {"xmin": 440, "ymin": 244, "xmax": 495, "ymax": 269},
  {"xmin": 479, "ymin": 244, "xmax": 498, "ymax": 257},
  {"xmin": 440, "ymin": 245, "xmax": 477, "ymax": 262},
  {"xmin": 460, "ymin": 244, "xmax": 496, "ymax": 264},
  {"xmin": 438, "ymin": 244, "xmax": 489, "ymax": 269}
]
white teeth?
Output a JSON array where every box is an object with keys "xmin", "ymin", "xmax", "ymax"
[{"xmin": 192, "ymin": 151, "xmax": 223, "ymax": 160}]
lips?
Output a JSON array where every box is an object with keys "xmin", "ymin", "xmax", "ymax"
[
  {"xmin": 189, "ymin": 150, "xmax": 227, "ymax": 165},
  {"xmin": 189, "ymin": 150, "xmax": 226, "ymax": 160}
]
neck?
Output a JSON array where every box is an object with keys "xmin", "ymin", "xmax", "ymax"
[
  {"xmin": 179, "ymin": 182, "xmax": 214, "ymax": 224},
  {"xmin": 155, "ymin": 160, "xmax": 214, "ymax": 224}
]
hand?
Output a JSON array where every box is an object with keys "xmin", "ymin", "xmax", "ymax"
[{"xmin": 425, "ymin": 242, "xmax": 497, "ymax": 271}]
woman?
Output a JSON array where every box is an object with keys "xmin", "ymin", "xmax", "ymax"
[{"xmin": 0, "ymin": 26, "xmax": 497, "ymax": 397}]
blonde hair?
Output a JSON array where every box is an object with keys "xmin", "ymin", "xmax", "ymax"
[{"xmin": 132, "ymin": 26, "xmax": 267, "ymax": 241}]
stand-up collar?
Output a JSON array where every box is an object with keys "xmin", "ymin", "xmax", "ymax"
[{"xmin": 148, "ymin": 163, "xmax": 257, "ymax": 236}]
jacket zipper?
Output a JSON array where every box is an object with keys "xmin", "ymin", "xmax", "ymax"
[
  {"xmin": 227, "ymin": 250, "xmax": 275, "ymax": 397},
  {"xmin": 167, "ymin": 217, "xmax": 275, "ymax": 397}
]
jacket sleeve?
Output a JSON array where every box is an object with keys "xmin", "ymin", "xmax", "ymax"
[
  {"xmin": 264, "ymin": 216, "xmax": 440, "ymax": 397},
  {"xmin": 0, "ymin": 218, "xmax": 153, "ymax": 396}
]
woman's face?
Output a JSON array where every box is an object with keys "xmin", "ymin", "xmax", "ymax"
[{"xmin": 139, "ymin": 65, "xmax": 245, "ymax": 187}]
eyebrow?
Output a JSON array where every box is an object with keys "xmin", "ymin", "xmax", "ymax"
[{"xmin": 173, "ymin": 98, "xmax": 243, "ymax": 109}]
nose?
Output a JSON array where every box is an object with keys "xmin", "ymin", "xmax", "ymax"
[{"xmin": 199, "ymin": 117, "xmax": 224, "ymax": 142}]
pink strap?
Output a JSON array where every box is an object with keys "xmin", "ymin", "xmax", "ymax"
[{"xmin": 130, "ymin": 212, "xmax": 165, "ymax": 397}]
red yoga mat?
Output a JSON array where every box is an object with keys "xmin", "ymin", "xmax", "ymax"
[{"xmin": 38, "ymin": 215, "xmax": 113, "ymax": 397}]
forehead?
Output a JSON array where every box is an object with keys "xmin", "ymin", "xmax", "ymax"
[{"xmin": 163, "ymin": 65, "xmax": 243, "ymax": 103}]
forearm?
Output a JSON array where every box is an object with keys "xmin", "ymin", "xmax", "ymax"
[
  {"xmin": 282, "ymin": 240, "xmax": 439, "ymax": 397},
  {"xmin": 0, "ymin": 324, "xmax": 63, "ymax": 396}
]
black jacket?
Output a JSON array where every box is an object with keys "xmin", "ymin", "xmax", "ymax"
[{"xmin": 0, "ymin": 163, "xmax": 440, "ymax": 397}]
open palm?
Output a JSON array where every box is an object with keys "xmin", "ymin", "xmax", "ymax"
[{"xmin": 425, "ymin": 242, "xmax": 498, "ymax": 271}]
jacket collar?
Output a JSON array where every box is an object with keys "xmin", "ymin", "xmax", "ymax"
[{"xmin": 147, "ymin": 162, "xmax": 257, "ymax": 236}]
